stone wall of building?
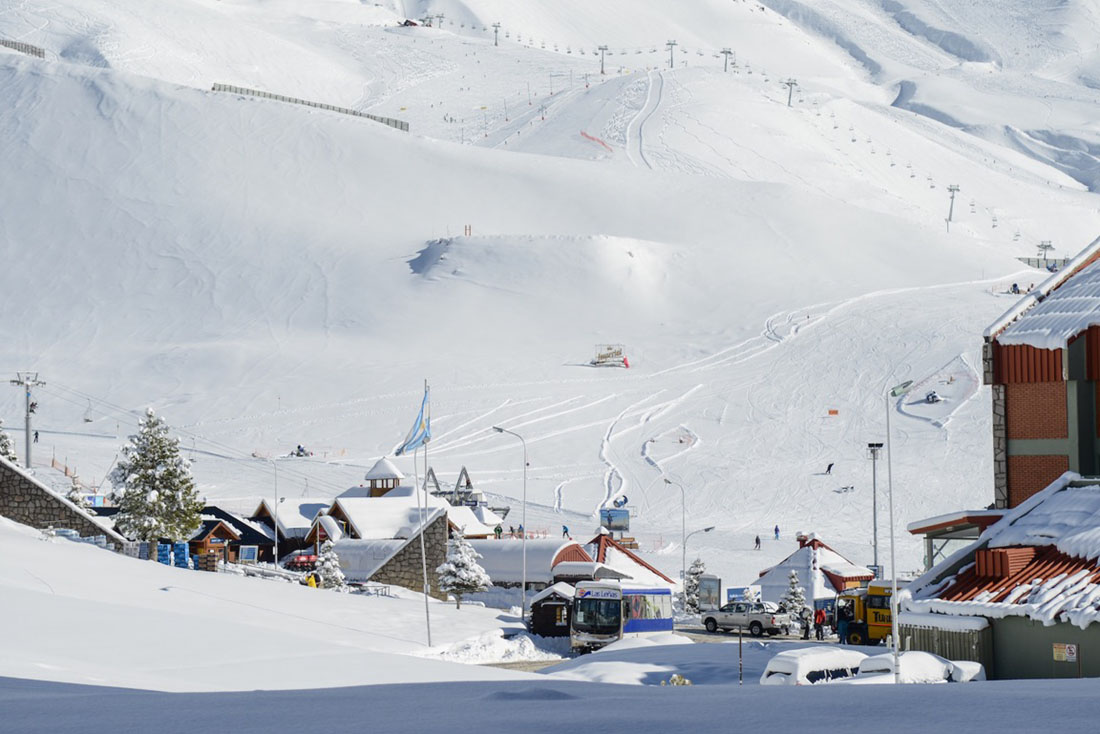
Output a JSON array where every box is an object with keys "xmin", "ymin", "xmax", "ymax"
[
  {"xmin": 370, "ymin": 513, "xmax": 448, "ymax": 600},
  {"xmin": 0, "ymin": 457, "xmax": 124, "ymax": 543}
]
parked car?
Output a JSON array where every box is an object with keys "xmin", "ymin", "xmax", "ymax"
[
  {"xmin": 760, "ymin": 647, "xmax": 868, "ymax": 686},
  {"xmin": 829, "ymin": 651, "xmax": 986, "ymax": 684},
  {"xmin": 701, "ymin": 600, "xmax": 792, "ymax": 637}
]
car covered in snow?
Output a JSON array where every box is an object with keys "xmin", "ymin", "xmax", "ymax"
[
  {"xmin": 829, "ymin": 651, "xmax": 985, "ymax": 684},
  {"xmin": 702, "ymin": 600, "xmax": 791, "ymax": 637},
  {"xmin": 760, "ymin": 647, "xmax": 868, "ymax": 686}
]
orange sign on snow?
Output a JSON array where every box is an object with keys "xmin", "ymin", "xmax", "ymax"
[{"xmin": 827, "ymin": 409, "xmax": 839, "ymax": 416}]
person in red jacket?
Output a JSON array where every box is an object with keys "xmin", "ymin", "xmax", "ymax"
[{"xmin": 813, "ymin": 607, "xmax": 827, "ymax": 641}]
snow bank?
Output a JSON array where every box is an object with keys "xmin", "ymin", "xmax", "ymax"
[{"xmin": 421, "ymin": 630, "xmax": 570, "ymax": 664}]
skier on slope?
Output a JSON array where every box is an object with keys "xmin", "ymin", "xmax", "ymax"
[{"xmin": 774, "ymin": 525, "xmax": 780, "ymax": 541}]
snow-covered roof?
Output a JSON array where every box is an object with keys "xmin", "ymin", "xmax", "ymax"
[
  {"xmin": 600, "ymin": 546, "xmax": 672, "ymax": 588},
  {"xmin": 332, "ymin": 538, "xmax": 407, "ymax": 582},
  {"xmin": 985, "ymin": 235, "xmax": 1100, "ymax": 343},
  {"xmin": 331, "ymin": 495, "xmax": 446, "ymax": 540},
  {"xmin": 552, "ymin": 561, "xmax": 630, "ymax": 580},
  {"xmin": 996, "ymin": 258, "xmax": 1100, "ymax": 349},
  {"xmin": 908, "ymin": 472, "xmax": 1100, "ymax": 628},
  {"xmin": 470, "ymin": 505, "xmax": 503, "ymax": 527},
  {"xmin": 252, "ymin": 498, "xmax": 331, "ymax": 539},
  {"xmin": 758, "ymin": 539, "xmax": 873, "ymax": 604},
  {"xmin": 530, "ymin": 582, "xmax": 575, "ymax": 605},
  {"xmin": 365, "ymin": 457, "xmax": 404, "ymax": 481},
  {"xmin": 465, "ymin": 539, "xmax": 584, "ymax": 584},
  {"xmin": 447, "ymin": 505, "xmax": 496, "ymax": 537}
]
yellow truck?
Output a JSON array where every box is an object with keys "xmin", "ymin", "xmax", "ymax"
[{"xmin": 834, "ymin": 580, "xmax": 898, "ymax": 645}]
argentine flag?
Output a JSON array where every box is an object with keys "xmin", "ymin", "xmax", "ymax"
[{"xmin": 395, "ymin": 386, "xmax": 430, "ymax": 456}]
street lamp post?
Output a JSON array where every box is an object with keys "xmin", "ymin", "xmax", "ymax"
[
  {"xmin": 683, "ymin": 525, "xmax": 715, "ymax": 609},
  {"xmin": 665, "ymin": 478, "xmax": 686, "ymax": 607},
  {"xmin": 268, "ymin": 458, "xmax": 279, "ymax": 566},
  {"xmin": 493, "ymin": 426, "xmax": 528, "ymax": 621},
  {"xmin": 886, "ymin": 380, "xmax": 913, "ymax": 685},
  {"xmin": 867, "ymin": 442, "xmax": 883, "ymax": 574}
]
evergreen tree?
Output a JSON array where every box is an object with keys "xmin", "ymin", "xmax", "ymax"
[
  {"xmin": 779, "ymin": 569, "xmax": 808, "ymax": 614},
  {"xmin": 109, "ymin": 408, "xmax": 202, "ymax": 543},
  {"xmin": 317, "ymin": 540, "xmax": 348, "ymax": 591},
  {"xmin": 740, "ymin": 586, "xmax": 760, "ymax": 603},
  {"xmin": 0, "ymin": 418, "xmax": 17, "ymax": 464},
  {"xmin": 66, "ymin": 478, "xmax": 93, "ymax": 513},
  {"xmin": 684, "ymin": 557, "xmax": 706, "ymax": 614},
  {"xmin": 436, "ymin": 531, "xmax": 491, "ymax": 608}
]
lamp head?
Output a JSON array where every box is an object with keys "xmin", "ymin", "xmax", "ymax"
[
  {"xmin": 492, "ymin": 426, "xmax": 504, "ymax": 433},
  {"xmin": 703, "ymin": 526, "xmax": 715, "ymax": 532}
]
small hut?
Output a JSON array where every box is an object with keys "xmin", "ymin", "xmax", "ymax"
[{"xmin": 529, "ymin": 582, "xmax": 575, "ymax": 637}]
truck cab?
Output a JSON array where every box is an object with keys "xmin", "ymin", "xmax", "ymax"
[{"xmin": 836, "ymin": 581, "xmax": 898, "ymax": 645}]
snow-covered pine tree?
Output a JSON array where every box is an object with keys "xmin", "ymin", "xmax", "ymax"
[
  {"xmin": 109, "ymin": 408, "xmax": 202, "ymax": 543},
  {"xmin": 0, "ymin": 418, "xmax": 17, "ymax": 464},
  {"xmin": 684, "ymin": 557, "xmax": 706, "ymax": 614},
  {"xmin": 66, "ymin": 478, "xmax": 93, "ymax": 513},
  {"xmin": 740, "ymin": 586, "xmax": 760, "ymax": 603},
  {"xmin": 436, "ymin": 531, "xmax": 491, "ymax": 608},
  {"xmin": 779, "ymin": 569, "xmax": 807, "ymax": 614},
  {"xmin": 317, "ymin": 540, "xmax": 348, "ymax": 591}
]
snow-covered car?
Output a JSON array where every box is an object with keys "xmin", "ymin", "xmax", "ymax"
[
  {"xmin": 759, "ymin": 647, "xmax": 868, "ymax": 686},
  {"xmin": 829, "ymin": 651, "xmax": 986, "ymax": 684},
  {"xmin": 701, "ymin": 601, "xmax": 791, "ymax": 637}
]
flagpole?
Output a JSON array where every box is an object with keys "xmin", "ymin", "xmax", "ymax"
[{"xmin": 416, "ymin": 380, "xmax": 433, "ymax": 647}]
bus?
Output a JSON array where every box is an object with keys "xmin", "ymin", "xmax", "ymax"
[{"xmin": 570, "ymin": 581, "xmax": 674, "ymax": 652}]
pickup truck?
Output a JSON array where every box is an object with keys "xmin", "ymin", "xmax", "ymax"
[{"xmin": 702, "ymin": 601, "xmax": 792, "ymax": 637}]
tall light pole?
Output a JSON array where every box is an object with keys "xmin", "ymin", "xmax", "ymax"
[
  {"xmin": 268, "ymin": 457, "xmax": 279, "ymax": 566},
  {"xmin": 493, "ymin": 426, "xmax": 528, "ymax": 620},
  {"xmin": 886, "ymin": 379, "xmax": 913, "ymax": 685},
  {"xmin": 10, "ymin": 372, "xmax": 44, "ymax": 469},
  {"xmin": 492, "ymin": 22, "xmax": 501, "ymax": 46},
  {"xmin": 684, "ymin": 526, "xmax": 715, "ymax": 567},
  {"xmin": 666, "ymin": 40, "xmax": 677, "ymax": 69},
  {"xmin": 867, "ymin": 442, "xmax": 883, "ymax": 574},
  {"xmin": 665, "ymin": 477, "xmax": 686, "ymax": 606},
  {"xmin": 598, "ymin": 44, "xmax": 608, "ymax": 74}
]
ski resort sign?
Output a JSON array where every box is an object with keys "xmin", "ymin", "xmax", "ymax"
[{"xmin": 1053, "ymin": 643, "xmax": 1078, "ymax": 663}]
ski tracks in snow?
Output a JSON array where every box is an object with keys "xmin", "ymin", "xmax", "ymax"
[{"xmin": 625, "ymin": 69, "xmax": 663, "ymax": 169}]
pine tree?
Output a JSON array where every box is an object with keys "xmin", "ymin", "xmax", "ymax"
[
  {"xmin": 66, "ymin": 478, "xmax": 93, "ymax": 513},
  {"xmin": 436, "ymin": 531, "xmax": 491, "ymax": 608},
  {"xmin": 0, "ymin": 418, "xmax": 17, "ymax": 464},
  {"xmin": 109, "ymin": 408, "xmax": 202, "ymax": 543},
  {"xmin": 779, "ymin": 569, "xmax": 807, "ymax": 614},
  {"xmin": 684, "ymin": 557, "xmax": 706, "ymax": 614},
  {"xmin": 317, "ymin": 540, "xmax": 348, "ymax": 591}
]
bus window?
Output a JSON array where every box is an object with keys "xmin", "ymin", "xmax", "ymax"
[{"xmin": 573, "ymin": 598, "xmax": 622, "ymax": 633}]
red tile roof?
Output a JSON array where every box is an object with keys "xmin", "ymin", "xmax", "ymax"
[
  {"xmin": 937, "ymin": 545, "xmax": 1100, "ymax": 604},
  {"xmin": 585, "ymin": 534, "xmax": 675, "ymax": 584}
]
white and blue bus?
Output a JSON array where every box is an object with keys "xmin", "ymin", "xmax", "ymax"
[{"xmin": 570, "ymin": 581, "xmax": 674, "ymax": 651}]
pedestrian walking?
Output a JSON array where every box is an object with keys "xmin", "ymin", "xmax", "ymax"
[
  {"xmin": 801, "ymin": 607, "xmax": 812, "ymax": 640},
  {"xmin": 509, "ymin": 525, "xmax": 515, "ymax": 538},
  {"xmin": 814, "ymin": 607, "xmax": 826, "ymax": 641},
  {"xmin": 494, "ymin": 524, "xmax": 503, "ymax": 540}
]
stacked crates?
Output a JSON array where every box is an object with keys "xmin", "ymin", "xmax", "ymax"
[
  {"xmin": 156, "ymin": 543, "xmax": 172, "ymax": 565},
  {"xmin": 173, "ymin": 542, "xmax": 190, "ymax": 569}
]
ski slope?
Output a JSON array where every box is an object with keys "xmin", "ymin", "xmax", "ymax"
[{"xmin": 1, "ymin": 0, "xmax": 1099, "ymax": 612}]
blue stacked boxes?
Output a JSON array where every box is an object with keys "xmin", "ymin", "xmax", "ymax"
[
  {"xmin": 173, "ymin": 542, "xmax": 189, "ymax": 568},
  {"xmin": 156, "ymin": 543, "xmax": 172, "ymax": 565}
]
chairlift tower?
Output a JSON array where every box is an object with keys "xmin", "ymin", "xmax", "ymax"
[
  {"xmin": 598, "ymin": 44, "xmax": 608, "ymax": 75},
  {"xmin": 666, "ymin": 40, "xmax": 677, "ymax": 69},
  {"xmin": 946, "ymin": 184, "xmax": 960, "ymax": 232},
  {"xmin": 10, "ymin": 372, "xmax": 44, "ymax": 469},
  {"xmin": 721, "ymin": 48, "xmax": 733, "ymax": 72},
  {"xmin": 1037, "ymin": 240, "xmax": 1054, "ymax": 259},
  {"xmin": 492, "ymin": 22, "xmax": 501, "ymax": 46},
  {"xmin": 782, "ymin": 78, "xmax": 798, "ymax": 107}
]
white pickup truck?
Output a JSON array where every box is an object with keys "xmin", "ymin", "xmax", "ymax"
[{"xmin": 701, "ymin": 601, "xmax": 792, "ymax": 637}]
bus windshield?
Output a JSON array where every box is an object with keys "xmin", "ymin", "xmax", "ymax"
[{"xmin": 573, "ymin": 598, "xmax": 622, "ymax": 633}]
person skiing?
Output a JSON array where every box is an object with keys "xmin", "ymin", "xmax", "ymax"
[
  {"xmin": 562, "ymin": 524, "xmax": 570, "ymax": 539},
  {"xmin": 814, "ymin": 607, "xmax": 826, "ymax": 641},
  {"xmin": 825, "ymin": 462, "xmax": 834, "ymax": 475},
  {"xmin": 33, "ymin": 430, "xmax": 38, "ymax": 444},
  {"xmin": 754, "ymin": 535, "xmax": 761, "ymax": 550},
  {"xmin": 517, "ymin": 524, "xmax": 524, "ymax": 538},
  {"xmin": 774, "ymin": 525, "xmax": 780, "ymax": 540},
  {"xmin": 508, "ymin": 525, "xmax": 515, "ymax": 538}
]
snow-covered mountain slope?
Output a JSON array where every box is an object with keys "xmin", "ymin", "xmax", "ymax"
[{"xmin": 1, "ymin": 0, "xmax": 1097, "ymax": 594}]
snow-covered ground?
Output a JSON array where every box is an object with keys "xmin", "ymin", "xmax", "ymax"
[{"xmin": 4, "ymin": 0, "xmax": 1100, "ymax": 721}]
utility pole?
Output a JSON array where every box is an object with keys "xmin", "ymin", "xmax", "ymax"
[
  {"xmin": 666, "ymin": 40, "xmax": 677, "ymax": 69},
  {"xmin": 721, "ymin": 48, "xmax": 733, "ymax": 72},
  {"xmin": 867, "ymin": 442, "xmax": 883, "ymax": 575},
  {"xmin": 946, "ymin": 184, "xmax": 960, "ymax": 231},
  {"xmin": 598, "ymin": 44, "xmax": 608, "ymax": 75},
  {"xmin": 492, "ymin": 22, "xmax": 501, "ymax": 46},
  {"xmin": 782, "ymin": 78, "xmax": 798, "ymax": 106},
  {"xmin": 10, "ymin": 372, "xmax": 44, "ymax": 469}
]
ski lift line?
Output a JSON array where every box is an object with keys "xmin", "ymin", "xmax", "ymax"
[{"xmin": 44, "ymin": 381, "xmax": 352, "ymax": 494}]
